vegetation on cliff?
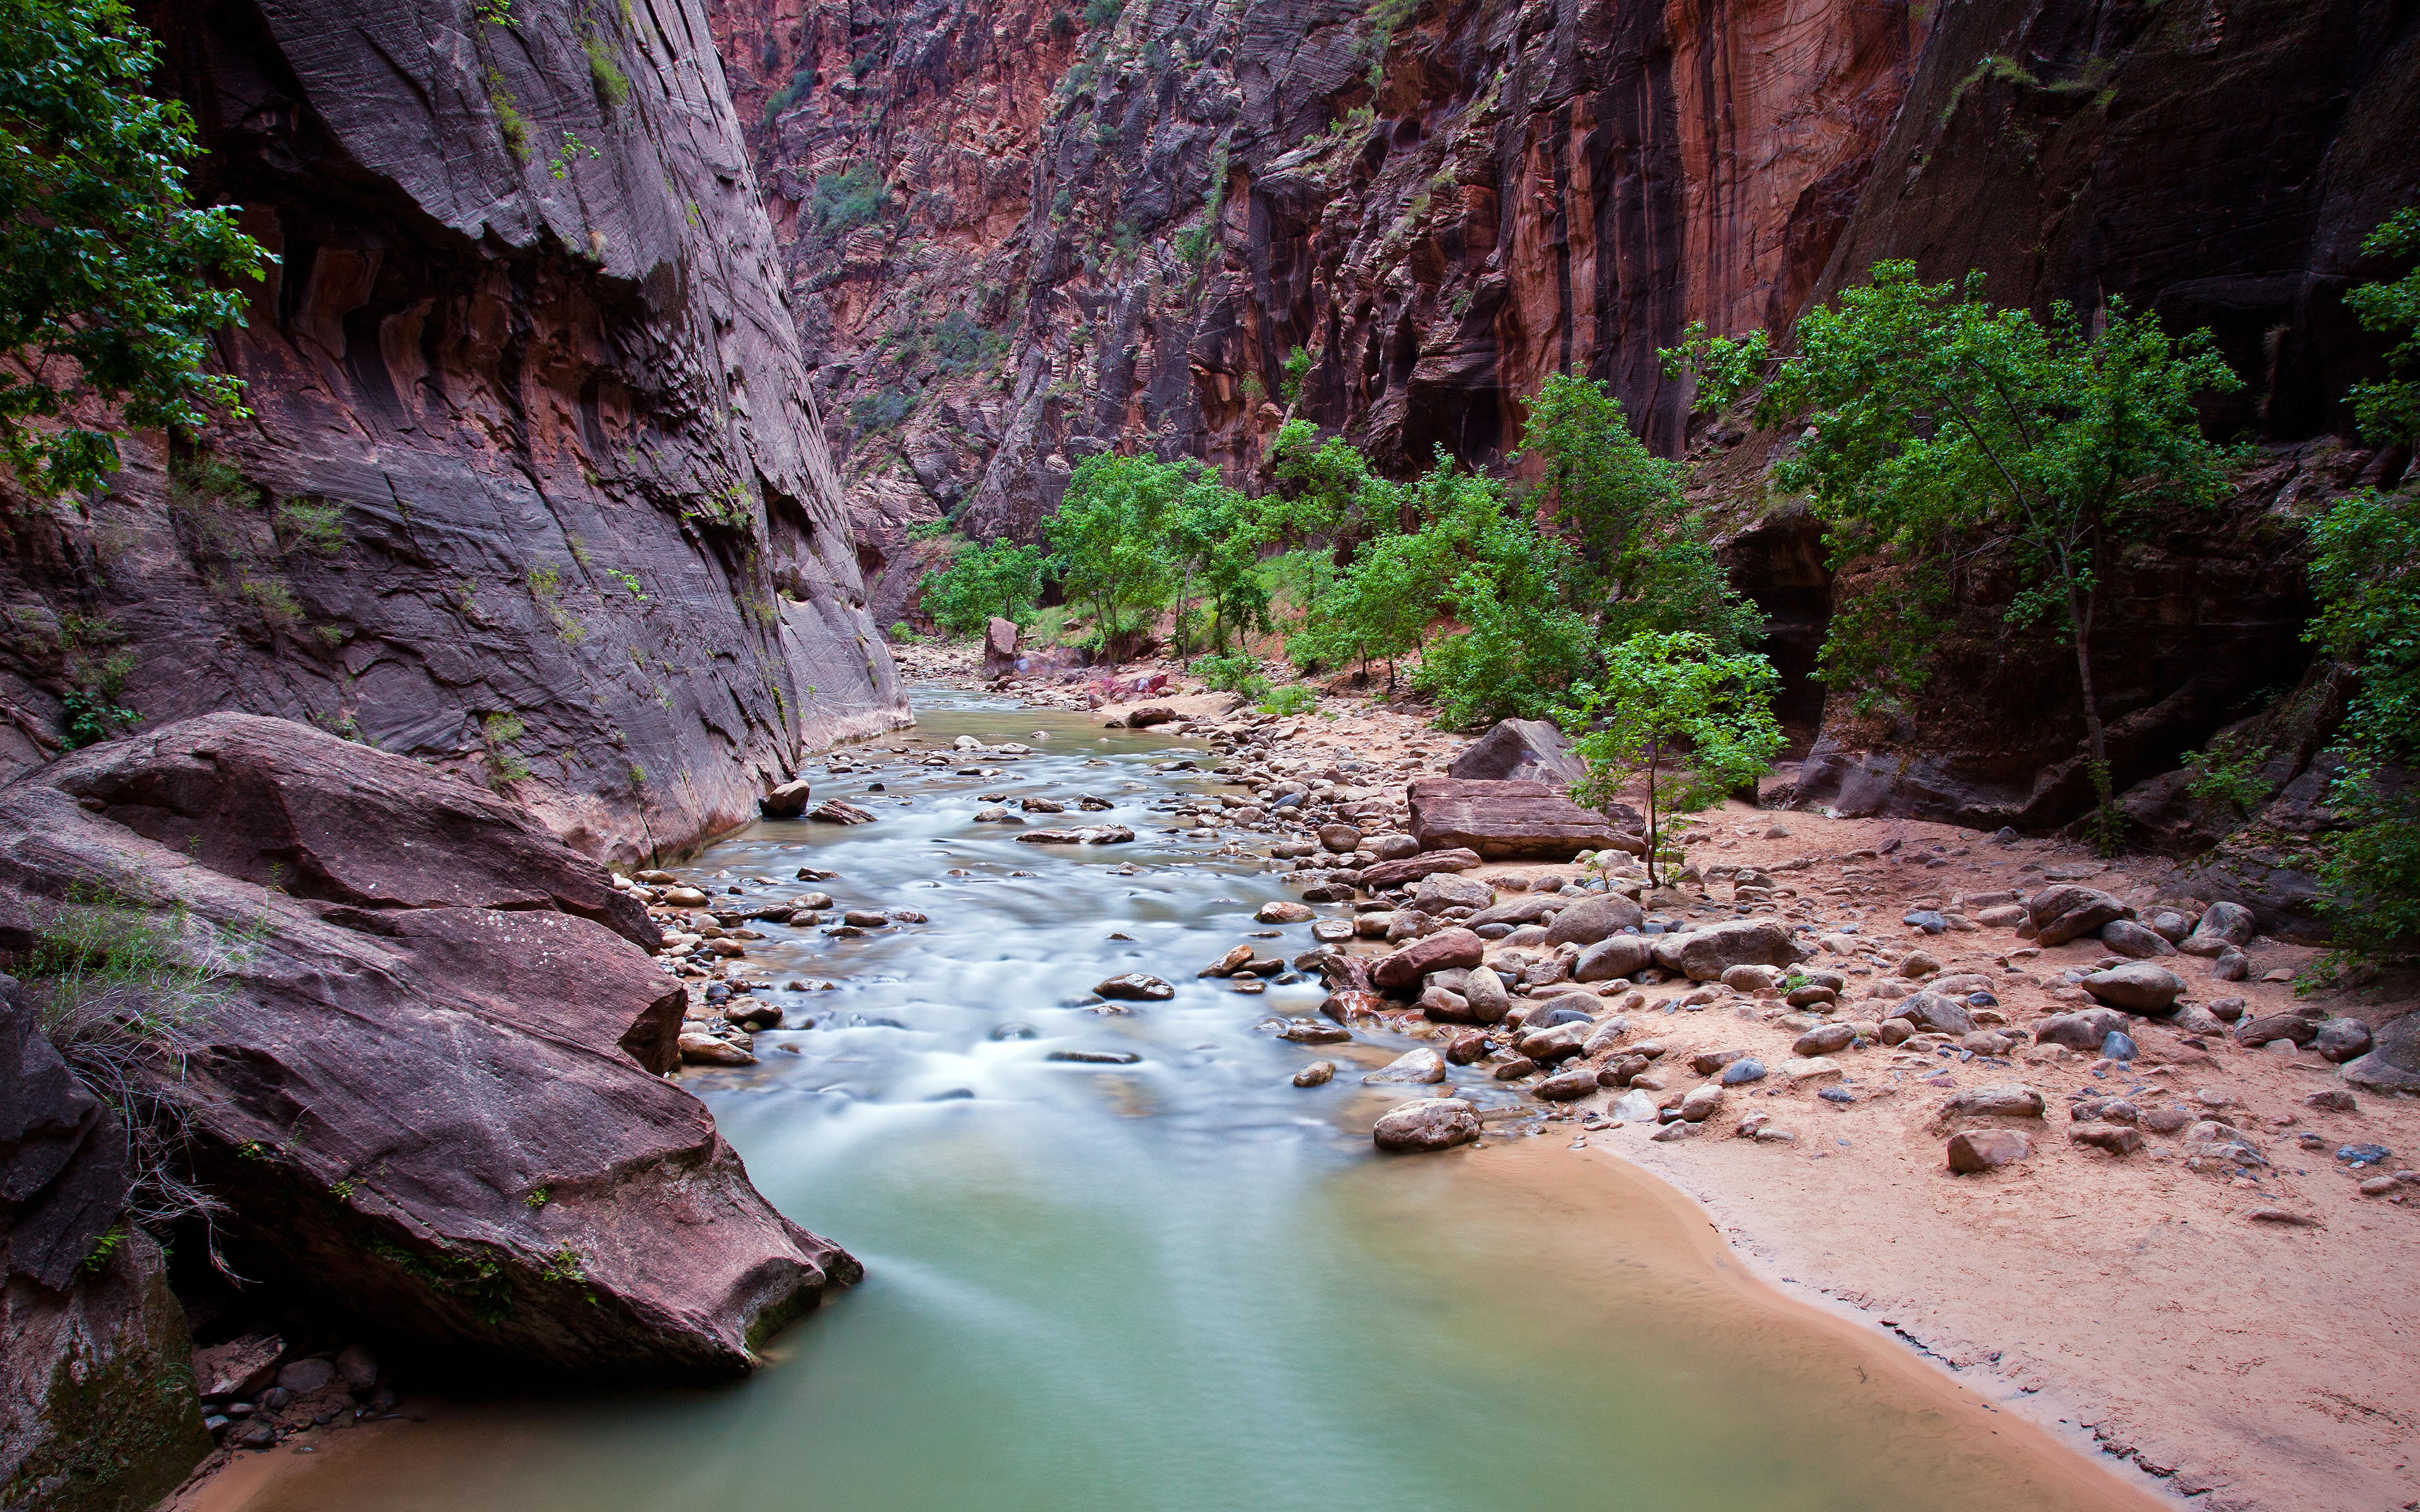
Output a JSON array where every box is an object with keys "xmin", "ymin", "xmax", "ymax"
[{"xmin": 0, "ymin": 0, "xmax": 267, "ymax": 496}]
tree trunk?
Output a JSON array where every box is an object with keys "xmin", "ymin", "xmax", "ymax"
[
  {"xmin": 1644, "ymin": 735, "xmax": 1661, "ymax": 887},
  {"xmin": 2067, "ymin": 577, "xmax": 2116, "ymax": 851}
]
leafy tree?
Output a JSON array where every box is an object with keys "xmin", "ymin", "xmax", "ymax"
[
  {"xmin": 1516, "ymin": 374, "xmax": 1763, "ymax": 655},
  {"xmin": 0, "ymin": 0, "xmax": 269, "ymax": 495},
  {"xmin": 919, "ymin": 538, "xmax": 1047, "ymax": 636},
  {"xmin": 2305, "ymin": 486, "xmax": 2420, "ymax": 955},
  {"xmin": 1043, "ymin": 452, "xmax": 1188, "ymax": 658},
  {"xmin": 1670, "ymin": 263, "xmax": 2243, "ymax": 848},
  {"xmin": 1517, "ymin": 371, "xmax": 1681, "ymax": 573},
  {"xmin": 1163, "ymin": 468, "xmax": 1268, "ymax": 661},
  {"xmin": 2346, "ymin": 207, "xmax": 2420, "ymax": 448},
  {"xmin": 1565, "ymin": 632, "xmax": 1785, "ymax": 886}
]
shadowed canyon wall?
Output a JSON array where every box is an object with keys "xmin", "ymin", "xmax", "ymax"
[
  {"xmin": 707, "ymin": 0, "xmax": 1927, "ymax": 626},
  {"xmin": 0, "ymin": 0, "xmax": 906, "ymax": 864},
  {"xmin": 707, "ymin": 0, "xmax": 2418, "ymax": 842}
]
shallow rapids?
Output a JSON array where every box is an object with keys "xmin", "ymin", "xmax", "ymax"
[{"xmin": 202, "ymin": 689, "xmax": 2158, "ymax": 1512}]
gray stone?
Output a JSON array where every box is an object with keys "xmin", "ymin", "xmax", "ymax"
[
  {"xmin": 1460, "ymin": 966, "xmax": 1511, "ymax": 1024},
  {"xmin": 1572, "ymin": 934, "xmax": 1654, "ymax": 983},
  {"xmin": 1719, "ymin": 1057, "xmax": 1768, "ymax": 1085},
  {"xmin": 1650, "ymin": 919, "xmax": 1812, "ymax": 982},
  {"xmin": 2184, "ymin": 900, "xmax": 2257, "ymax": 951},
  {"xmin": 2026, "ymin": 885, "xmax": 2133, "ymax": 946},
  {"xmin": 2315, "ymin": 1017, "xmax": 2374, "ymax": 1063},
  {"xmin": 2099, "ymin": 919, "xmax": 2177, "ymax": 958},
  {"xmin": 2080, "ymin": 963, "xmax": 2185, "ymax": 1014},
  {"xmin": 1894, "ymin": 992, "xmax": 1974, "ymax": 1036},
  {"xmin": 1446, "ymin": 718, "xmax": 1589, "ymax": 784},
  {"xmin": 1946, "ymin": 1130, "xmax": 2032, "ymax": 1172},
  {"xmin": 277, "ymin": 1358, "xmax": 338, "ymax": 1395},
  {"xmin": 1543, "ymin": 893, "xmax": 1645, "ymax": 947},
  {"xmin": 1362, "ymin": 1048, "xmax": 1448, "ymax": 1085},
  {"xmin": 1371, "ymin": 1098, "xmax": 1482, "ymax": 1152}
]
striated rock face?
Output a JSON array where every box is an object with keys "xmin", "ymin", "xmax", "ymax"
[
  {"xmin": 0, "ymin": 714, "xmax": 859, "ymax": 1382},
  {"xmin": 709, "ymin": 0, "xmax": 1925, "ymax": 578},
  {"xmin": 0, "ymin": 0, "xmax": 906, "ymax": 865}
]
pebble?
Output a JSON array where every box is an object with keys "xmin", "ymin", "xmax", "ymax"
[{"xmin": 1293, "ymin": 1061, "xmax": 1335, "ymax": 1087}]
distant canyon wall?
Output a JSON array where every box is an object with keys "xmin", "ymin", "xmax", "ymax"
[{"xmin": 0, "ymin": 0, "xmax": 905, "ymax": 864}]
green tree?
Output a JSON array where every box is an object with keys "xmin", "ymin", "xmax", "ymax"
[
  {"xmin": 1517, "ymin": 371, "xmax": 1681, "ymax": 572},
  {"xmin": 2305, "ymin": 486, "xmax": 2420, "ymax": 955},
  {"xmin": 2346, "ymin": 207, "xmax": 2420, "ymax": 448},
  {"xmin": 1043, "ymin": 452, "xmax": 1189, "ymax": 659},
  {"xmin": 0, "ymin": 0, "xmax": 270, "ymax": 495},
  {"xmin": 1565, "ymin": 632, "xmax": 1785, "ymax": 886},
  {"xmin": 920, "ymin": 538, "xmax": 1047, "ymax": 636},
  {"xmin": 1163, "ymin": 467, "xmax": 1268, "ymax": 661},
  {"xmin": 1516, "ymin": 374, "xmax": 1763, "ymax": 655},
  {"xmin": 1670, "ymin": 263, "xmax": 2242, "ymax": 848}
]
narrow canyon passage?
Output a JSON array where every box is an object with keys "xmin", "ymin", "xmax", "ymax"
[{"xmin": 193, "ymin": 688, "xmax": 2161, "ymax": 1512}]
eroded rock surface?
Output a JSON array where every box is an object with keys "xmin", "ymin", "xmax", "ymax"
[
  {"xmin": 0, "ymin": 716, "xmax": 857, "ymax": 1383},
  {"xmin": 0, "ymin": 0, "xmax": 907, "ymax": 866}
]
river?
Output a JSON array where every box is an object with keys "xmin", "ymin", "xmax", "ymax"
[{"xmin": 199, "ymin": 688, "xmax": 2160, "ymax": 1512}]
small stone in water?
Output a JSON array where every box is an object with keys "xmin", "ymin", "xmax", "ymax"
[{"xmin": 1293, "ymin": 1061, "xmax": 1335, "ymax": 1087}]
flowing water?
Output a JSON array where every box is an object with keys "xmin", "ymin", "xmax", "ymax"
[{"xmin": 202, "ymin": 689, "xmax": 2159, "ymax": 1512}]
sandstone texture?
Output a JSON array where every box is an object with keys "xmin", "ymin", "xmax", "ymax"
[
  {"xmin": 0, "ymin": 716, "xmax": 857, "ymax": 1383},
  {"xmin": 0, "ymin": 0, "xmax": 908, "ymax": 868},
  {"xmin": 1407, "ymin": 778, "xmax": 1639, "ymax": 859}
]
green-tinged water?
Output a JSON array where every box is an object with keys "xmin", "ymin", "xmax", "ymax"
[{"xmin": 210, "ymin": 689, "xmax": 2150, "ymax": 1512}]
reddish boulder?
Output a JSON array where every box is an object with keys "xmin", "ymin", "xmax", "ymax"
[
  {"xmin": 0, "ymin": 716, "xmax": 854, "ymax": 1384},
  {"xmin": 1406, "ymin": 779, "xmax": 1642, "ymax": 860},
  {"xmin": 1447, "ymin": 719, "xmax": 1588, "ymax": 785},
  {"xmin": 1356, "ymin": 848, "xmax": 1482, "ymax": 890},
  {"xmin": 981, "ymin": 616, "xmax": 1020, "ymax": 678},
  {"xmin": 1371, "ymin": 927, "xmax": 1486, "ymax": 990}
]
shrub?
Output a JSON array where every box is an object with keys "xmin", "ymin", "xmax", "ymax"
[
  {"xmin": 811, "ymin": 161, "xmax": 889, "ymax": 237},
  {"xmin": 850, "ymin": 387, "xmax": 916, "ymax": 432},
  {"xmin": 1081, "ymin": 0, "xmax": 1121, "ymax": 27},
  {"xmin": 584, "ymin": 32, "xmax": 631, "ymax": 108},
  {"xmin": 1196, "ymin": 650, "xmax": 1269, "ymax": 699},
  {"xmin": 1259, "ymin": 684, "xmax": 1317, "ymax": 716}
]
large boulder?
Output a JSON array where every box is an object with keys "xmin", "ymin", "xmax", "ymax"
[
  {"xmin": 1371, "ymin": 1098, "xmax": 1481, "ymax": 1153},
  {"xmin": 1572, "ymin": 934, "xmax": 1654, "ymax": 983},
  {"xmin": 1446, "ymin": 719, "xmax": 1589, "ymax": 785},
  {"xmin": 1410, "ymin": 871, "xmax": 1494, "ymax": 912},
  {"xmin": 1372, "ymin": 928, "xmax": 1486, "ymax": 990},
  {"xmin": 2179, "ymin": 900, "xmax": 2257, "ymax": 954},
  {"xmin": 1650, "ymin": 919, "xmax": 1812, "ymax": 982},
  {"xmin": 1543, "ymin": 894, "xmax": 1645, "ymax": 946},
  {"xmin": 2027, "ymin": 885, "xmax": 2135, "ymax": 946},
  {"xmin": 2341, "ymin": 1011, "xmax": 2420, "ymax": 1093},
  {"xmin": 1405, "ymin": 779, "xmax": 1642, "ymax": 860},
  {"xmin": 2032, "ymin": 1007, "xmax": 2131, "ymax": 1052},
  {"xmin": 1465, "ymin": 894, "xmax": 1566, "ymax": 929},
  {"xmin": 981, "ymin": 616, "xmax": 1020, "ymax": 677},
  {"xmin": 2080, "ymin": 962, "xmax": 2186, "ymax": 1014},
  {"xmin": 0, "ymin": 716, "xmax": 855, "ymax": 1384}
]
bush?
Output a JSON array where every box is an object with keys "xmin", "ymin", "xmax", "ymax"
[
  {"xmin": 920, "ymin": 539, "xmax": 1047, "ymax": 636},
  {"xmin": 2307, "ymin": 486, "xmax": 2420, "ymax": 954},
  {"xmin": 1259, "ymin": 684, "xmax": 1317, "ymax": 716},
  {"xmin": 812, "ymin": 161, "xmax": 889, "ymax": 237},
  {"xmin": 850, "ymin": 387, "xmax": 916, "ymax": 432},
  {"xmin": 1081, "ymin": 0, "xmax": 1121, "ymax": 27},
  {"xmin": 1196, "ymin": 650, "xmax": 1270, "ymax": 699}
]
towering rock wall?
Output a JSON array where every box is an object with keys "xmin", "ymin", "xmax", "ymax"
[
  {"xmin": 708, "ymin": 0, "xmax": 1925, "ymax": 624},
  {"xmin": 0, "ymin": 0, "xmax": 906, "ymax": 864},
  {"xmin": 1783, "ymin": 0, "xmax": 2420, "ymax": 825}
]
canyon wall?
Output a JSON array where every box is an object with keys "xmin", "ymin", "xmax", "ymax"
[
  {"xmin": 0, "ymin": 0, "xmax": 906, "ymax": 865},
  {"xmin": 708, "ymin": 0, "xmax": 1927, "ymax": 625},
  {"xmin": 709, "ymin": 0, "xmax": 2417, "ymax": 842}
]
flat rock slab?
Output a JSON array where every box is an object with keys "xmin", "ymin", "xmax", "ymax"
[
  {"xmin": 1406, "ymin": 779, "xmax": 1640, "ymax": 861},
  {"xmin": 1017, "ymin": 825, "xmax": 1136, "ymax": 845},
  {"xmin": 1355, "ymin": 848, "xmax": 1481, "ymax": 890}
]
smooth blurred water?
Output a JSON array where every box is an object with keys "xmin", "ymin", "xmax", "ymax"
[{"xmin": 206, "ymin": 689, "xmax": 2153, "ymax": 1512}]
